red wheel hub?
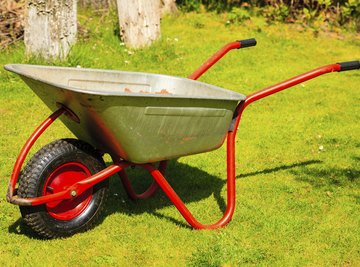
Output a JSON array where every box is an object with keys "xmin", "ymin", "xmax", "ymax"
[{"xmin": 43, "ymin": 162, "xmax": 93, "ymax": 220}]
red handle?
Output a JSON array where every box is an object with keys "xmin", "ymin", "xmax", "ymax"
[
  {"xmin": 244, "ymin": 63, "xmax": 342, "ymax": 108},
  {"xmin": 188, "ymin": 38, "xmax": 257, "ymax": 80},
  {"xmin": 230, "ymin": 63, "xmax": 352, "ymax": 138}
]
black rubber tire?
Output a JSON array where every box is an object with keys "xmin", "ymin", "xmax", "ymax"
[{"xmin": 18, "ymin": 139, "xmax": 108, "ymax": 239}]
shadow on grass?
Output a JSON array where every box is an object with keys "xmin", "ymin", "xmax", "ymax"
[
  {"xmin": 291, "ymin": 166, "xmax": 359, "ymax": 188},
  {"xmin": 236, "ymin": 160, "xmax": 322, "ymax": 179},
  {"xmin": 7, "ymin": 159, "xmax": 323, "ymax": 238},
  {"xmin": 7, "ymin": 218, "xmax": 48, "ymax": 240},
  {"xmin": 102, "ymin": 159, "xmax": 323, "ymax": 227}
]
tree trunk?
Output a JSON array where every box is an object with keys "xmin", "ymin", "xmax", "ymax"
[
  {"xmin": 160, "ymin": 0, "xmax": 178, "ymax": 17},
  {"xmin": 24, "ymin": 0, "xmax": 77, "ymax": 60},
  {"xmin": 116, "ymin": 0, "xmax": 160, "ymax": 49}
]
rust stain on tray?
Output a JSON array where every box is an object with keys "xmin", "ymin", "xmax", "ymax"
[{"xmin": 123, "ymin": 88, "xmax": 171, "ymax": 94}]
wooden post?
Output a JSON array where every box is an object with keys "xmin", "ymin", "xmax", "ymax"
[
  {"xmin": 160, "ymin": 0, "xmax": 178, "ymax": 17},
  {"xmin": 24, "ymin": 0, "xmax": 77, "ymax": 60},
  {"xmin": 116, "ymin": 0, "xmax": 160, "ymax": 49}
]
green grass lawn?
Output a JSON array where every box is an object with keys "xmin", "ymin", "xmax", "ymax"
[{"xmin": 0, "ymin": 11, "xmax": 359, "ymax": 266}]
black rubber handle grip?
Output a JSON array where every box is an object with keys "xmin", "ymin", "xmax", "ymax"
[
  {"xmin": 238, "ymin": 38, "xmax": 257, "ymax": 48},
  {"xmin": 338, "ymin": 61, "xmax": 360, "ymax": 72}
]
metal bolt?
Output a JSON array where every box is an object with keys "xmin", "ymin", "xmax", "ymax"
[{"xmin": 70, "ymin": 190, "xmax": 77, "ymax": 197}]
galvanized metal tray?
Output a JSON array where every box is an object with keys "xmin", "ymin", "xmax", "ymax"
[{"xmin": 5, "ymin": 64, "xmax": 245, "ymax": 163}]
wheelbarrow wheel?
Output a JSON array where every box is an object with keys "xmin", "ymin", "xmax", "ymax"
[{"xmin": 18, "ymin": 139, "xmax": 108, "ymax": 239}]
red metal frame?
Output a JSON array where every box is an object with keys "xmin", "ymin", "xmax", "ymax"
[
  {"xmin": 134, "ymin": 63, "xmax": 342, "ymax": 229},
  {"xmin": 7, "ymin": 40, "xmax": 346, "ymax": 230},
  {"xmin": 141, "ymin": 133, "xmax": 237, "ymax": 229},
  {"xmin": 118, "ymin": 161, "xmax": 167, "ymax": 200},
  {"xmin": 7, "ymin": 107, "xmax": 65, "ymax": 204},
  {"xmin": 188, "ymin": 41, "xmax": 241, "ymax": 80}
]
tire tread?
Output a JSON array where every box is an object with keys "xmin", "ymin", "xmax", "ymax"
[{"xmin": 18, "ymin": 139, "xmax": 107, "ymax": 239}]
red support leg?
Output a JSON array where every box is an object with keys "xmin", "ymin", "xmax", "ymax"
[
  {"xmin": 142, "ymin": 133, "xmax": 237, "ymax": 229},
  {"xmin": 119, "ymin": 161, "xmax": 167, "ymax": 200}
]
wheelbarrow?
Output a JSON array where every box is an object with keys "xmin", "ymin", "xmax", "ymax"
[{"xmin": 5, "ymin": 38, "xmax": 359, "ymax": 239}]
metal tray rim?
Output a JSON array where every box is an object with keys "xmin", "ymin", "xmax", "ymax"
[{"xmin": 4, "ymin": 64, "xmax": 246, "ymax": 101}]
